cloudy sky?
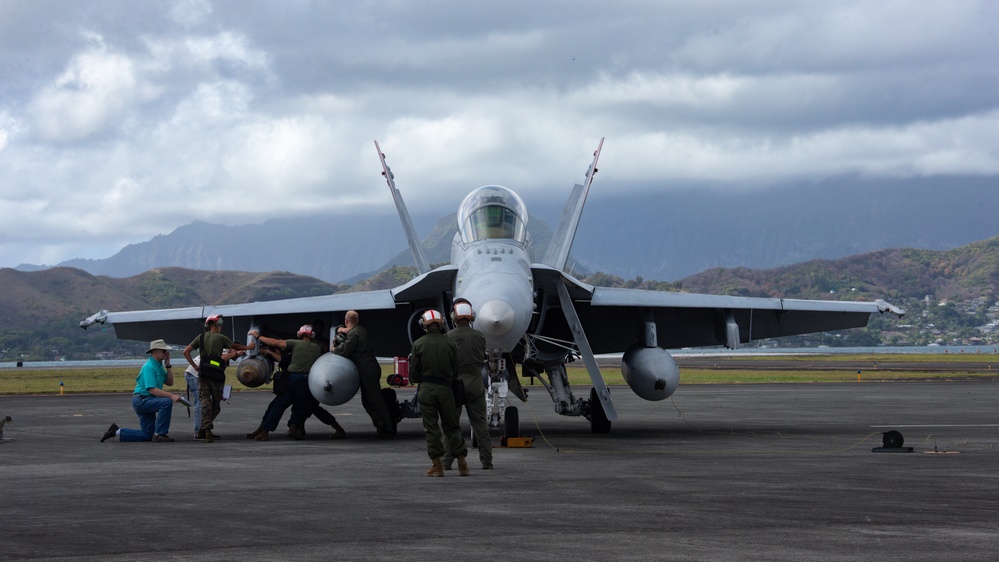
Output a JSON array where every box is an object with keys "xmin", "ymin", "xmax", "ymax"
[{"xmin": 1, "ymin": 0, "xmax": 996, "ymax": 267}]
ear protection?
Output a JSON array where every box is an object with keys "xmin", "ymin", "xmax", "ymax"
[{"xmin": 451, "ymin": 298, "xmax": 476, "ymax": 322}]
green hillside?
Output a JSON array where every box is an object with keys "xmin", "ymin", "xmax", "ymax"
[{"xmin": 2, "ymin": 237, "xmax": 998, "ymax": 361}]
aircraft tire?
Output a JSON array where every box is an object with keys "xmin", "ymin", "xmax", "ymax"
[
  {"xmin": 589, "ymin": 387, "xmax": 611, "ymax": 434},
  {"xmin": 381, "ymin": 387, "xmax": 401, "ymax": 424},
  {"xmin": 504, "ymin": 406, "xmax": 519, "ymax": 440}
]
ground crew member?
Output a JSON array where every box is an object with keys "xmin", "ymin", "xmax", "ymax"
[
  {"xmin": 183, "ymin": 314, "xmax": 255, "ymax": 443},
  {"xmin": 246, "ymin": 325, "xmax": 344, "ymax": 440},
  {"xmin": 442, "ymin": 298, "xmax": 493, "ymax": 470},
  {"xmin": 410, "ymin": 309, "xmax": 468, "ymax": 477},
  {"xmin": 333, "ymin": 310, "xmax": 395, "ymax": 438}
]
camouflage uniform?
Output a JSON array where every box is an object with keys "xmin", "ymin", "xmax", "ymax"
[
  {"xmin": 411, "ymin": 326, "xmax": 466, "ymax": 460},
  {"xmin": 443, "ymin": 323, "xmax": 492, "ymax": 468},
  {"xmin": 187, "ymin": 331, "xmax": 234, "ymax": 433}
]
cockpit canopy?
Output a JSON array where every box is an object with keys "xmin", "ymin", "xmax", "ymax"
[{"xmin": 457, "ymin": 185, "xmax": 528, "ymax": 243}]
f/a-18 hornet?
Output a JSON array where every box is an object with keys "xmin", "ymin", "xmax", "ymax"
[{"xmin": 81, "ymin": 139, "xmax": 905, "ymax": 436}]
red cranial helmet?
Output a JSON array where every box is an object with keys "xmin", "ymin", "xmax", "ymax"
[
  {"xmin": 297, "ymin": 324, "xmax": 315, "ymax": 338},
  {"xmin": 205, "ymin": 314, "xmax": 223, "ymax": 328},
  {"xmin": 419, "ymin": 309, "xmax": 444, "ymax": 330}
]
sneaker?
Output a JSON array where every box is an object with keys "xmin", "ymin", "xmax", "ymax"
[
  {"xmin": 152, "ymin": 434, "xmax": 175, "ymax": 442},
  {"xmin": 100, "ymin": 423, "xmax": 119, "ymax": 442}
]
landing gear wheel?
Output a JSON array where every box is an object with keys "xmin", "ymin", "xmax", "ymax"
[
  {"xmin": 589, "ymin": 387, "xmax": 611, "ymax": 434},
  {"xmin": 504, "ymin": 406, "xmax": 520, "ymax": 440},
  {"xmin": 381, "ymin": 387, "xmax": 401, "ymax": 424}
]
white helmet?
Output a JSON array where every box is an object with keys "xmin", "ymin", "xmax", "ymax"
[
  {"xmin": 419, "ymin": 309, "xmax": 444, "ymax": 330},
  {"xmin": 451, "ymin": 298, "xmax": 476, "ymax": 322}
]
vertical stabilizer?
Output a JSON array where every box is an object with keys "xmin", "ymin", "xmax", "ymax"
[
  {"xmin": 374, "ymin": 140, "xmax": 430, "ymax": 274},
  {"xmin": 540, "ymin": 138, "xmax": 604, "ymax": 270}
]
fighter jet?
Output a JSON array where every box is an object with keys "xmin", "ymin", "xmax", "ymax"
[{"xmin": 81, "ymin": 139, "xmax": 905, "ymax": 435}]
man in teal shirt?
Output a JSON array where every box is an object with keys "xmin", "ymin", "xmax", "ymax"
[{"xmin": 101, "ymin": 339, "xmax": 181, "ymax": 443}]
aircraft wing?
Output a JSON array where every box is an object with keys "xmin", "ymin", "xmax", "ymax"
[
  {"xmin": 532, "ymin": 267, "xmax": 904, "ymax": 354},
  {"xmin": 83, "ymin": 266, "xmax": 459, "ymax": 357}
]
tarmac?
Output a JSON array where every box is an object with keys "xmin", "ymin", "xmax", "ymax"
[{"xmin": 1, "ymin": 381, "xmax": 997, "ymax": 561}]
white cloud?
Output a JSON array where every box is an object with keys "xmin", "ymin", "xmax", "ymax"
[
  {"xmin": 168, "ymin": 0, "xmax": 214, "ymax": 29},
  {"xmin": 29, "ymin": 34, "xmax": 159, "ymax": 142},
  {"xmin": 0, "ymin": 0, "xmax": 997, "ymax": 267}
]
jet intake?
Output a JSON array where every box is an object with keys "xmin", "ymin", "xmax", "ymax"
[
  {"xmin": 621, "ymin": 345, "xmax": 679, "ymax": 401},
  {"xmin": 236, "ymin": 356, "xmax": 274, "ymax": 388},
  {"xmin": 308, "ymin": 353, "xmax": 361, "ymax": 406}
]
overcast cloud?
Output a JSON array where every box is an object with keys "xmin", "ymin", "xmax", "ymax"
[{"xmin": 1, "ymin": 0, "xmax": 996, "ymax": 267}]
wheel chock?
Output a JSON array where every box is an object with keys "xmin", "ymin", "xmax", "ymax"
[{"xmin": 501, "ymin": 436, "xmax": 534, "ymax": 448}]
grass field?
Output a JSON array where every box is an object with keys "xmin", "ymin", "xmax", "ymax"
[{"xmin": 2, "ymin": 354, "xmax": 997, "ymax": 395}]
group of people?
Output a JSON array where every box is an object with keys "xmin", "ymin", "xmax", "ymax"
[
  {"xmin": 100, "ymin": 314, "xmax": 255, "ymax": 443},
  {"xmin": 99, "ymin": 302, "xmax": 496, "ymax": 477}
]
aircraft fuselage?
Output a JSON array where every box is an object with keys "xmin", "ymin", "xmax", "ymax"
[{"xmin": 452, "ymin": 238, "xmax": 535, "ymax": 355}]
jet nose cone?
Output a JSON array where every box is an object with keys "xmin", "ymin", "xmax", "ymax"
[{"xmin": 477, "ymin": 299, "xmax": 516, "ymax": 337}]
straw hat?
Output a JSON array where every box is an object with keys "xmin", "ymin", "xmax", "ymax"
[{"xmin": 146, "ymin": 339, "xmax": 170, "ymax": 354}]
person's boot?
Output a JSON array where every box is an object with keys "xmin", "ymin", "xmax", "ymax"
[
  {"xmin": 457, "ymin": 454, "xmax": 470, "ymax": 477},
  {"xmin": 254, "ymin": 431, "xmax": 270, "ymax": 441},
  {"xmin": 195, "ymin": 428, "xmax": 206, "ymax": 440},
  {"xmin": 204, "ymin": 428, "xmax": 215, "ymax": 443},
  {"xmin": 287, "ymin": 424, "xmax": 305, "ymax": 440},
  {"xmin": 330, "ymin": 420, "xmax": 346, "ymax": 439},
  {"xmin": 246, "ymin": 424, "xmax": 264, "ymax": 439},
  {"xmin": 425, "ymin": 457, "xmax": 444, "ymax": 477}
]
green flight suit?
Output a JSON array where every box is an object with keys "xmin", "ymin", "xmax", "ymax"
[
  {"xmin": 411, "ymin": 327, "xmax": 466, "ymax": 460},
  {"xmin": 334, "ymin": 324, "xmax": 395, "ymax": 435},
  {"xmin": 443, "ymin": 323, "xmax": 492, "ymax": 467}
]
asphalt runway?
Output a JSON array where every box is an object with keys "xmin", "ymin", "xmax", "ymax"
[{"xmin": 1, "ymin": 381, "xmax": 997, "ymax": 561}]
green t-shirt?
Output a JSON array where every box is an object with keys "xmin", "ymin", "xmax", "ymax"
[
  {"xmin": 188, "ymin": 331, "xmax": 234, "ymax": 360},
  {"xmin": 286, "ymin": 339, "xmax": 323, "ymax": 374}
]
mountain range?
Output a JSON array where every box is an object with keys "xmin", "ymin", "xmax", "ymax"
[
  {"xmin": 16, "ymin": 174, "xmax": 999, "ymax": 284},
  {"xmin": 2, "ymin": 232, "xmax": 998, "ymax": 360}
]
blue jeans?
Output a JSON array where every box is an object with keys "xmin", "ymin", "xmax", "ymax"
[
  {"xmin": 120, "ymin": 394, "xmax": 174, "ymax": 441},
  {"xmin": 185, "ymin": 373, "xmax": 201, "ymax": 433},
  {"xmin": 261, "ymin": 373, "xmax": 308, "ymax": 431}
]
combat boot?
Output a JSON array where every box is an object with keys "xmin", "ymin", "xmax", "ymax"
[
  {"xmin": 246, "ymin": 424, "xmax": 264, "ymax": 439},
  {"xmin": 254, "ymin": 431, "xmax": 270, "ymax": 441},
  {"xmin": 204, "ymin": 429, "xmax": 215, "ymax": 443},
  {"xmin": 425, "ymin": 457, "xmax": 444, "ymax": 477},
  {"xmin": 457, "ymin": 454, "xmax": 470, "ymax": 477},
  {"xmin": 287, "ymin": 424, "xmax": 305, "ymax": 440},
  {"xmin": 330, "ymin": 420, "xmax": 346, "ymax": 439}
]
